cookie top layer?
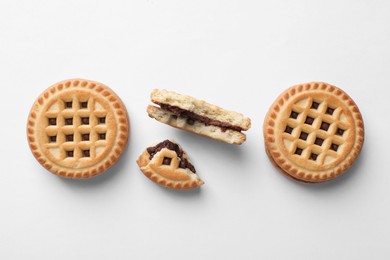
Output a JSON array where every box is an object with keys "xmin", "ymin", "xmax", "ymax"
[
  {"xmin": 27, "ymin": 79, "xmax": 129, "ymax": 178},
  {"xmin": 264, "ymin": 82, "xmax": 364, "ymax": 183},
  {"xmin": 150, "ymin": 89, "xmax": 251, "ymax": 130}
]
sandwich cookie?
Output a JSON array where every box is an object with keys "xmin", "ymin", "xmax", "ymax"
[
  {"xmin": 147, "ymin": 89, "xmax": 251, "ymax": 144},
  {"xmin": 264, "ymin": 82, "xmax": 364, "ymax": 183},
  {"xmin": 27, "ymin": 79, "xmax": 130, "ymax": 178},
  {"xmin": 137, "ymin": 140, "xmax": 204, "ymax": 190}
]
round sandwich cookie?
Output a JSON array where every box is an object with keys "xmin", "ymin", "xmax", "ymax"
[
  {"xmin": 27, "ymin": 79, "xmax": 130, "ymax": 179},
  {"xmin": 264, "ymin": 82, "xmax": 364, "ymax": 183},
  {"xmin": 137, "ymin": 139, "xmax": 204, "ymax": 190}
]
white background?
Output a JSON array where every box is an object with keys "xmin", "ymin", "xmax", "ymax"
[{"xmin": 0, "ymin": 0, "xmax": 389, "ymax": 259}]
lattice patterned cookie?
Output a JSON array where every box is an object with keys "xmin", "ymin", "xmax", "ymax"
[
  {"xmin": 264, "ymin": 82, "xmax": 364, "ymax": 183},
  {"xmin": 27, "ymin": 79, "xmax": 130, "ymax": 178},
  {"xmin": 137, "ymin": 140, "xmax": 204, "ymax": 190}
]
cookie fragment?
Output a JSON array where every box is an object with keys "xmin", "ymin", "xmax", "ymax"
[{"xmin": 137, "ymin": 140, "xmax": 204, "ymax": 190}]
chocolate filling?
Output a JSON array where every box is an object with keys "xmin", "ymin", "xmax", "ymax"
[
  {"xmin": 311, "ymin": 101, "xmax": 320, "ymax": 109},
  {"xmin": 159, "ymin": 104, "xmax": 243, "ymax": 132},
  {"xmin": 80, "ymin": 102, "xmax": 88, "ymax": 109},
  {"xmin": 98, "ymin": 117, "xmax": 106, "ymax": 124},
  {"xmin": 162, "ymin": 157, "xmax": 172, "ymax": 165},
  {"xmin": 83, "ymin": 150, "xmax": 90, "ymax": 157},
  {"xmin": 146, "ymin": 140, "xmax": 196, "ymax": 173},
  {"xmin": 314, "ymin": 137, "xmax": 324, "ymax": 146},
  {"xmin": 81, "ymin": 117, "xmax": 89, "ymax": 125},
  {"xmin": 48, "ymin": 118, "xmax": 56, "ymax": 125},
  {"xmin": 336, "ymin": 128, "xmax": 345, "ymax": 136},
  {"xmin": 305, "ymin": 116, "xmax": 314, "ymax": 125}
]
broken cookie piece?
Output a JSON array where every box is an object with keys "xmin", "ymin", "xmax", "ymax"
[
  {"xmin": 147, "ymin": 89, "xmax": 251, "ymax": 145},
  {"xmin": 137, "ymin": 140, "xmax": 204, "ymax": 190}
]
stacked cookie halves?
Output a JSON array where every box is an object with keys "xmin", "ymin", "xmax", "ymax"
[{"xmin": 147, "ymin": 89, "xmax": 251, "ymax": 145}]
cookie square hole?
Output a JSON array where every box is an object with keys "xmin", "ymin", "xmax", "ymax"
[
  {"xmin": 82, "ymin": 150, "xmax": 90, "ymax": 157},
  {"xmin": 311, "ymin": 101, "xmax": 320, "ymax": 109},
  {"xmin": 48, "ymin": 135, "xmax": 57, "ymax": 143},
  {"xmin": 336, "ymin": 128, "xmax": 345, "ymax": 136},
  {"xmin": 48, "ymin": 118, "xmax": 57, "ymax": 126},
  {"xmin": 294, "ymin": 147, "xmax": 303, "ymax": 156},
  {"xmin": 304, "ymin": 116, "xmax": 314, "ymax": 125},
  {"xmin": 81, "ymin": 133, "xmax": 90, "ymax": 141},
  {"xmin": 80, "ymin": 101, "xmax": 88, "ymax": 109},
  {"xmin": 290, "ymin": 110, "xmax": 299, "ymax": 119},
  {"xmin": 320, "ymin": 121, "xmax": 330, "ymax": 131},
  {"xmin": 310, "ymin": 152, "xmax": 318, "ymax": 161},
  {"xmin": 162, "ymin": 157, "xmax": 172, "ymax": 165},
  {"xmin": 65, "ymin": 118, "xmax": 73, "ymax": 125},
  {"xmin": 66, "ymin": 150, "xmax": 74, "ymax": 158},
  {"xmin": 284, "ymin": 125, "xmax": 293, "ymax": 134},
  {"xmin": 330, "ymin": 143, "xmax": 339, "ymax": 152},
  {"xmin": 81, "ymin": 117, "xmax": 89, "ymax": 125},
  {"xmin": 299, "ymin": 131, "xmax": 309, "ymax": 141},
  {"xmin": 326, "ymin": 107, "xmax": 335, "ymax": 116},
  {"xmin": 98, "ymin": 133, "xmax": 106, "ymax": 140},
  {"xmin": 65, "ymin": 134, "xmax": 74, "ymax": 142},
  {"xmin": 98, "ymin": 117, "xmax": 106, "ymax": 124},
  {"xmin": 64, "ymin": 101, "xmax": 73, "ymax": 109},
  {"xmin": 314, "ymin": 137, "xmax": 324, "ymax": 146}
]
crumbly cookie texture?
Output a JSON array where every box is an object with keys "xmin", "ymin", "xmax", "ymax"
[
  {"xmin": 27, "ymin": 79, "xmax": 130, "ymax": 179},
  {"xmin": 151, "ymin": 89, "xmax": 251, "ymax": 130},
  {"xmin": 137, "ymin": 140, "xmax": 204, "ymax": 190},
  {"xmin": 263, "ymin": 82, "xmax": 364, "ymax": 183},
  {"xmin": 147, "ymin": 106, "xmax": 246, "ymax": 145}
]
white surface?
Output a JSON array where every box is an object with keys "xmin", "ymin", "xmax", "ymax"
[{"xmin": 0, "ymin": 0, "xmax": 389, "ymax": 259}]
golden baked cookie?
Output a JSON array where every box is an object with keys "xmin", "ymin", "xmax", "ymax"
[
  {"xmin": 137, "ymin": 140, "xmax": 204, "ymax": 190},
  {"xmin": 147, "ymin": 89, "xmax": 251, "ymax": 145},
  {"xmin": 264, "ymin": 82, "xmax": 364, "ymax": 183},
  {"xmin": 27, "ymin": 79, "xmax": 130, "ymax": 178}
]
